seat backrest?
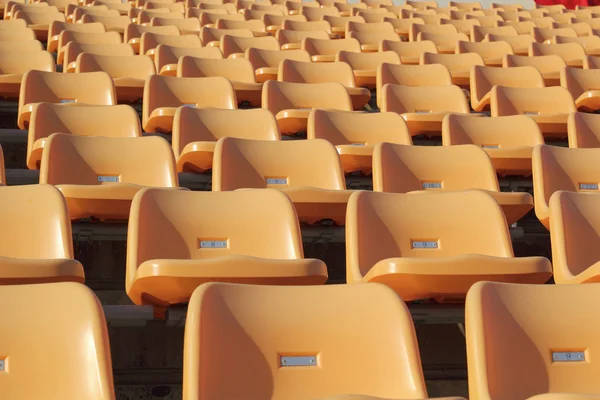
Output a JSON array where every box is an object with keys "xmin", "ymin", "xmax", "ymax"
[
  {"xmin": 140, "ymin": 32, "xmax": 201, "ymax": 55},
  {"xmin": 196, "ymin": 10, "xmax": 240, "ymax": 25},
  {"xmin": 178, "ymin": 56, "xmax": 256, "ymax": 83},
  {"xmin": 457, "ymin": 40, "xmax": 513, "ymax": 60},
  {"xmin": 322, "ymin": 14, "xmax": 363, "ymax": 30},
  {"xmin": 0, "ymin": 50, "xmax": 55, "ymax": 75},
  {"xmin": 246, "ymin": 48, "xmax": 310, "ymax": 69},
  {"xmin": 49, "ymin": 20, "xmax": 105, "ymax": 39},
  {"xmin": 0, "ymin": 184, "xmax": 74, "ymax": 259},
  {"xmin": 277, "ymin": 29, "xmax": 330, "ymax": 46},
  {"xmin": 568, "ymin": 112, "xmax": 600, "ymax": 148},
  {"xmin": 0, "ymin": 40, "xmax": 43, "ymax": 52},
  {"xmin": 262, "ymin": 80, "xmax": 352, "ymax": 116},
  {"xmin": 216, "ymin": 18, "xmax": 266, "ymax": 32},
  {"xmin": 442, "ymin": 114, "xmax": 544, "ymax": 148},
  {"xmin": 450, "ymin": 1, "xmax": 482, "ymax": 11},
  {"xmin": 471, "ymin": 25, "xmax": 517, "ymax": 41},
  {"xmin": 442, "ymin": 18, "xmax": 481, "ymax": 35},
  {"xmin": 555, "ymin": 35, "xmax": 600, "ymax": 52},
  {"xmin": 58, "ymin": 30, "xmax": 122, "ymax": 54},
  {"xmin": 220, "ymin": 35, "xmax": 279, "ymax": 57},
  {"xmin": 471, "ymin": 65, "xmax": 545, "ymax": 108},
  {"xmin": 278, "ymin": 59, "xmax": 356, "ymax": 87},
  {"xmin": 125, "ymin": 23, "xmax": 179, "ymax": 43},
  {"xmin": 173, "ymin": 108, "xmax": 279, "ymax": 158},
  {"xmin": 183, "ymin": 282, "xmax": 428, "ymax": 400},
  {"xmin": 302, "ymin": 5, "xmax": 339, "ymax": 20},
  {"xmin": 532, "ymin": 27, "xmax": 577, "ymax": 42},
  {"xmin": 39, "ymin": 133, "xmax": 178, "ymax": 187},
  {"xmin": 302, "ymin": 37, "xmax": 360, "ymax": 56},
  {"xmin": 336, "ymin": 50, "xmax": 399, "ymax": 70},
  {"xmin": 346, "ymin": 21, "xmax": 395, "ymax": 35},
  {"xmin": 155, "ymin": 44, "xmax": 223, "ymax": 73},
  {"xmin": 552, "ymin": 22, "xmax": 592, "ymax": 37},
  {"xmin": 380, "ymin": 39, "xmax": 438, "ymax": 63},
  {"xmin": 307, "ymin": 109, "xmax": 411, "ymax": 146},
  {"xmin": 378, "ymin": 63, "xmax": 452, "ymax": 90},
  {"xmin": 151, "ymin": 17, "xmax": 201, "ymax": 33},
  {"xmin": 485, "ymin": 33, "xmax": 535, "ymax": 54},
  {"xmin": 503, "ymin": 54, "xmax": 566, "ymax": 75},
  {"xmin": 349, "ymin": 30, "xmax": 400, "ymax": 45},
  {"xmin": 282, "ymin": 19, "xmax": 331, "ymax": 33},
  {"xmin": 212, "ymin": 137, "xmax": 346, "ymax": 191},
  {"xmin": 491, "ymin": 86, "xmax": 576, "ymax": 116},
  {"xmin": 409, "ymin": 22, "xmax": 457, "ymax": 41},
  {"xmin": 138, "ymin": 9, "xmax": 183, "ymax": 24},
  {"xmin": 561, "ymin": 67, "xmax": 600, "ymax": 102},
  {"xmin": 420, "ymin": 52, "xmax": 485, "ymax": 75},
  {"xmin": 63, "ymin": 42, "xmax": 134, "ymax": 70},
  {"xmin": 466, "ymin": 281, "xmax": 600, "ymax": 400},
  {"xmin": 500, "ymin": 20, "xmax": 536, "ymax": 35},
  {"xmin": 82, "ymin": 14, "xmax": 131, "ymax": 31},
  {"xmin": 492, "ymin": 2, "xmax": 523, "ymax": 11},
  {"xmin": 73, "ymin": 6, "xmax": 119, "ymax": 20},
  {"xmin": 466, "ymin": 14, "xmax": 502, "ymax": 28},
  {"xmin": 143, "ymin": 76, "xmax": 237, "ymax": 126},
  {"xmin": 18, "ymin": 70, "xmax": 116, "ymax": 115},
  {"xmin": 381, "ymin": 83, "xmax": 470, "ymax": 114},
  {"xmin": 530, "ymin": 42, "xmax": 586, "ymax": 63},
  {"xmin": 200, "ymin": 27, "xmax": 254, "ymax": 46},
  {"xmin": 0, "ymin": 282, "xmax": 114, "ymax": 399},
  {"xmin": 262, "ymin": 13, "xmax": 307, "ymax": 29},
  {"xmin": 346, "ymin": 190, "xmax": 514, "ymax": 282},
  {"xmin": 77, "ymin": 53, "xmax": 156, "ymax": 80}
]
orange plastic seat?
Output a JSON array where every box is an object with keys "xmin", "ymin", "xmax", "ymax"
[
  {"xmin": 199, "ymin": 2, "xmax": 237, "ymax": 13},
  {"xmin": 504, "ymin": 54, "xmax": 567, "ymax": 86},
  {"xmin": 380, "ymin": 39, "xmax": 438, "ymax": 65},
  {"xmin": 346, "ymin": 190, "xmax": 551, "ymax": 301},
  {"xmin": 173, "ymin": 108, "xmax": 279, "ymax": 172},
  {"xmin": 321, "ymin": 15, "xmax": 362, "ymax": 37},
  {"xmin": 216, "ymin": 18, "xmax": 268, "ymax": 36},
  {"xmin": 82, "ymin": 15, "xmax": 132, "ymax": 34},
  {"xmin": 282, "ymin": 19, "xmax": 334, "ymax": 35},
  {"xmin": 48, "ymin": 21, "xmax": 106, "ymax": 53},
  {"xmin": 71, "ymin": 6, "xmax": 119, "ymax": 23},
  {"xmin": 181, "ymin": 283, "xmax": 468, "ymax": 400},
  {"xmin": 150, "ymin": 17, "xmax": 201, "ymax": 34},
  {"xmin": 197, "ymin": 10, "xmax": 242, "ymax": 27},
  {"xmin": 421, "ymin": 52, "xmax": 484, "ymax": 88},
  {"xmin": 373, "ymin": 143, "xmax": 534, "ymax": 224},
  {"xmin": 18, "ymin": 71, "xmax": 116, "ymax": 130},
  {"xmin": 155, "ymin": 45, "xmax": 223, "ymax": 76},
  {"xmin": 450, "ymin": 1, "xmax": 482, "ymax": 11},
  {"xmin": 76, "ymin": 54, "xmax": 155, "ymax": 102},
  {"xmin": 27, "ymin": 103, "xmax": 141, "ymax": 170},
  {"xmin": 220, "ymin": 35, "xmax": 280, "ymax": 58},
  {"xmin": 407, "ymin": 0, "xmax": 438, "ymax": 10},
  {"xmin": 585, "ymin": 55, "xmax": 600, "ymax": 69},
  {"xmin": 346, "ymin": 21, "xmax": 394, "ymax": 36},
  {"xmin": 376, "ymin": 63, "xmax": 452, "ymax": 107},
  {"xmin": 530, "ymin": 42, "xmax": 586, "ymax": 68},
  {"xmin": 262, "ymin": 80, "xmax": 352, "ymax": 135},
  {"xmin": 443, "ymin": 114, "xmax": 544, "ymax": 177},
  {"xmin": 39, "ymin": 133, "xmax": 178, "ymax": 221},
  {"xmin": 561, "ymin": 67, "xmax": 600, "ymax": 112},
  {"xmin": 61, "ymin": 42, "xmax": 134, "ymax": 73},
  {"xmin": 500, "ymin": 20, "xmax": 537, "ymax": 35},
  {"xmin": 263, "ymin": 13, "xmax": 307, "ymax": 35},
  {"xmin": 144, "ymin": 2, "xmax": 183, "ymax": 12},
  {"xmin": 0, "ymin": 50, "xmax": 54, "ymax": 99},
  {"xmin": 143, "ymin": 75, "xmax": 237, "ymax": 133},
  {"xmin": 126, "ymin": 189, "xmax": 328, "ymax": 309},
  {"xmin": 277, "ymin": 29, "xmax": 330, "ymax": 51},
  {"xmin": 409, "ymin": 22, "xmax": 457, "ymax": 42},
  {"xmin": 246, "ymin": 47, "xmax": 310, "ymax": 83},
  {"xmin": 416, "ymin": 14, "xmax": 451, "ymax": 25},
  {"xmin": 178, "ymin": 57, "xmax": 262, "ymax": 107},
  {"xmin": 491, "ymin": 86, "xmax": 576, "ymax": 139},
  {"xmin": 492, "ymin": 2, "xmax": 523, "ymax": 11},
  {"xmin": 125, "ymin": 23, "xmax": 179, "ymax": 53},
  {"xmin": 356, "ymin": 9, "xmax": 396, "ymax": 24},
  {"xmin": 302, "ymin": 5, "xmax": 339, "ymax": 21},
  {"xmin": 529, "ymin": 17, "xmax": 557, "ymax": 30},
  {"xmin": 533, "ymin": 27, "xmax": 577, "ymax": 43},
  {"xmin": 385, "ymin": 17, "xmax": 424, "ymax": 40},
  {"xmin": 555, "ymin": 35, "xmax": 600, "ymax": 56},
  {"xmin": 381, "ymin": 83, "xmax": 470, "ymax": 137},
  {"xmin": 56, "ymin": 30, "xmax": 122, "ymax": 65},
  {"xmin": 138, "ymin": 10, "xmax": 183, "ymax": 25},
  {"xmin": 553, "ymin": 22, "xmax": 592, "ymax": 37},
  {"xmin": 466, "ymin": 281, "xmax": 600, "ymax": 400},
  {"xmin": 336, "ymin": 50, "xmax": 399, "ymax": 90},
  {"xmin": 533, "ymin": 145, "xmax": 600, "ymax": 229},
  {"xmin": 140, "ymin": 32, "xmax": 201, "ymax": 60},
  {"xmin": 14, "ymin": 9, "xmax": 65, "ymax": 40},
  {"xmin": 484, "ymin": 33, "xmax": 535, "ymax": 55},
  {"xmin": 498, "ymin": 10, "xmax": 531, "ymax": 22},
  {"xmin": 471, "ymin": 25, "xmax": 517, "ymax": 42},
  {"xmin": 416, "ymin": 31, "xmax": 469, "ymax": 54},
  {"xmin": 457, "ymin": 40, "xmax": 514, "ymax": 67},
  {"xmin": 277, "ymin": 59, "xmax": 370, "ymax": 110},
  {"xmin": 301, "ymin": 37, "xmax": 360, "ymax": 63},
  {"xmin": 307, "ymin": 109, "xmax": 411, "ymax": 174},
  {"xmin": 213, "ymin": 137, "xmax": 353, "ymax": 224},
  {"xmin": 470, "ymin": 65, "xmax": 545, "ymax": 112},
  {"xmin": 201, "ymin": 27, "xmax": 254, "ymax": 48},
  {"xmin": 467, "ymin": 14, "xmax": 503, "ymax": 28},
  {"xmin": 244, "ymin": 9, "xmax": 284, "ymax": 21},
  {"xmin": 348, "ymin": 30, "xmax": 399, "ymax": 53},
  {"xmin": 442, "ymin": 18, "xmax": 481, "ymax": 36},
  {"xmin": 0, "ymin": 185, "xmax": 85, "ymax": 284},
  {"xmin": 568, "ymin": 112, "xmax": 600, "ymax": 148}
]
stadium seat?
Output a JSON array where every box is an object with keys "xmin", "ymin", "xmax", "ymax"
[
  {"xmin": 442, "ymin": 114, "xmax": 544, "ymax": 177},
  {"xmin": 27, "ymin": 103, "xmax": 141, "ymax": 170},
  {"xmin": 76, "ymin": 54, "xmax": 155, "ymax": 102},
  {"xmin": 262, "ymin": 80, "xmax": 352, "ymax": 135},
  {"xmin": 126, "ymin": 189, "xmax": 328, "ymax": 309},
  {"xmin": 277, "ymin": 29, "xmax": 330, "ymax": 51},
  {"xmin": 530, "ymin": 42, "xmax": 586, "ymax": 68},
  {"xmin": 155, "ymin": 45, "xmax": 223, "ymax": 76},
  {"xmin": 346, "ymin": 190, "xmax": 552, "ymax": 300},
  {"xmin": 491, "ymin": 86, "xmax": 576, "ymax": 139},
  {"xmin": 277, "ymin": 59, "xmax": 370, "ymax": 110},
  {"xmin": 39, "ymin": 133, "xmax": 178, "ymax": 221},
  {"xmin": 373, "ymin": 143, "xmax": 534, "ymax": 224},
  {"xmin": 0, "ymin": 18, "xmax": 26, "ymax": 29},
  {"xmin": 504, "ymin": 54, "xmax": 567, "ymax": 86},
  {"xmin": 289, "ymin": 1, "xmax": 320, "ymax": 16},
  {"xmin": 497, "ymin": 10, "xmax": 531, "ymax": 21},
  {"xmin": 173, "ymin": 108, "xmax": 279, "ymax": 173},
  {"xmin": 71, "ymin": 6, "xmax": 119, "ymax": 22},
  {"xmin": 529, "ymin": 17, "xmax": 557, "ymax": 30},
  {"xmin": 125, "ymin": 23, "xmax": 179, "ymax": 53},
  {"xmin": 0, "ymin": 186, "xmax": 85, "ymax": 284},
  {"xmin": 213, "ymin": 137, "xmax": 352, "ymax": 224},
  {"xmin": 301, "ymin": 37, "xmax": 361, "ymax": 63},
  {"xmin": 307, "ymin": 110, "xmax": 411, "ymax": 174},
  {"xmin": 417, "ymin": 14, "xmax": 450, "ymax": 25},
  {"xmin": 263, "ymin": 13, "xmax": 307, "ymax": 35},
  {"xmin": 499, "ymin": 20, "xmax": 537, "ymax": 35},
  {"xmin": 246, "ymin": 48, "xmax": 310, "ymax": 83},
  {"xmin": 322, "ymin": 15, "xmax": 363, "ymax": 38},
  {"xmin": 409, "ymin": 23, "xmax": 457, "ymax": 42},
  {"xmin": 282, "ymin": 19, "xmax": 334, "ymax": 36},
  {"xmin": 182, "ymin": 283, "xmax": 467, "ymax": 400},
  {"xmin": 151, "ymin": 17, "xmax": 201, "ymax": 34},
  {"xmin": 14, "ymin": 9, "xmax": 65, "ymax": 41},
  {"xmin": 56, "ymin": 30, "xmax": 122, "ymax": 65},
  {"xmin": 302, "ymin": 5, "xmax": 339, "ymax": 21},
  {"xmin": 376, "ymin": 63, "xmax": 452, "ymax": 107},
  {"xmin": 357, "ymin": 9, "xmax": 397, "ymax": 23},
  {"xmin": 553, "ymin": 22, "xmax": 592, "ymax": 37},
  {"xmin": 466, "ymin": 281, "xmax": 600, "ymax": 400},
  {"xmin": 6, "ymin": 2, "xmax": 51, "ymax": 21},
  {"xmin": 561, "ymin": 67, "xmax": 600, "ymax": 112},
  {"xmin": 470, "ymin": 65, "xmax": 545, "ymax": 112},
  {"xmin": 178, "ymin": 57, "xmax": 262, "ymax": 107},
  {"xmin": 467, "ymin": 14, "xmax": 502, "ymax": 28},
  {"xmin": 555, "ymin": 36, "xmax": 600, "ymax": 57},
  {"xmin": 450, "ymin": 1, "xmax": 482, "ymax": 11},
  {"xmin": 201, "ymin": 28, "xmax": 254, "ymax": 48},
  {"xmin": 532, "ymin": 27, "xmax": 577, "ymax": 43},
  {"xmin": 471, "ymin": 25, "xmax": 517, "ymax": 42},
  {"xmin": 484, "ymin": 33, "xmax": 535, "ymax": 56},
  {"xmin": 420, "ymin": 52, "xmax": 485, "ymax": 88},
  {"xmin": 0, "ymin": 282, "xmax": 117, "ymax": 397},
  {"xmin": 492, "ymin": 2, "xmax": 523, "ymax": 11},
  {"xmin": 140, "ymin": 32, "xmax": 201, "ymax": 60},
  {"xmin": 346, "ymin": 21, "xmax": 394, "ymax": 36},
  {"xmin": 18, "ymin": 71, "xmax": 116, "ymax": 130},
  {"xmin": 348, "ymin": 31, "xmax": 400, "ymax": 53},
  {"xmin": 81, "ymin": 14, "xmax": 131, "ymax": 34},
  {"xmin": 381, "ymin": 84, "xmax": 470, "ymax": 137},
  {"xmin": 61, "ymin": 42, "xmax": 134, "ymax": 73},
  {"xmin": 568, "ymin": 112, "xmax": 600, "ymax": 148},
  {"xmin": 407, "ymin": 0, "xmax": 438, "ymax": 10},
  {"xmin": 199, "ymin": 2, "xmax": 237, "ymax": 13},
  {"xmin": 197, "ymin": 10, "xmax": 242, "ymax": 27},
  {"xmin": 143, "ymin": 76, "xmax": 237, "ymax": 133},
  {"xmin": 243, "ymin": 9, "xmax": 284, "ymax": 21},
  {"xmin": 48, "ymin": 21, "xmax": 106, "ymax": 53},
  {"xmin": 138, "ymin": 9, "xmax": 182, "ymax": 25},
  {"xmin": 417, "ymin": 32, "xmax": 469, "ymax": 54},
  {"xmin": 336, "ymin": 50, "xmax": 400, "ymax": 89},
  {"xmin": 216, "ymin": 19, "xmax": 268, "ymax": 36},
  {"xmin": 442, "ymin": 18, "xmax": 481, "ymax": 36},
  {"xmin": 0, "ymin": 50, "xmax": 54, "ymax": 99},
  {"xmin": 457, "ymin": 40, "xmax": 514, "ymax": 67},
  {"xmin": 220, "ymin": 35, "xmax": 280, "ymax": 58},
  {"xmin": 533, "ymin": 145, "xmax": 600, "ymax": 229},
  {"xmin": 380, "ymin": 39, "xmax": 438, "ymax": 65}
]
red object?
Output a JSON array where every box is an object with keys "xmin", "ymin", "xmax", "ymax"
[{"xmin": 535, "ymin": 0, "xmax": 591, "ymax": 9}]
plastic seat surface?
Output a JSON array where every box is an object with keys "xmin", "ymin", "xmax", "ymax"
[
  {"xmin": 336, "ymin": 50, "xmax": 399, "ymax": 89},
  {"xmin": 246, "ymin": 48, "xmax": 310, "ymax": 83},
  {"xmin": 561, "ymin": 67, "xmax": 600, "ymax": 112},
  {"xmin": 421, "ymin": 52, "xmax": 485, "ymax": 88},
  {"xmin": 155, "ymin": 45, "xmax": 223, "ymax": 76},
  {"xmin": 568, "ymin": 112, "xmax": 600, "ymax": 148},
  {"xmin": 504, "ymin": 54, "xmax": 566, "ymax": 86},
  {"xmin": 380, "ymin": 39, "xmax": 438, "ymax": 65},
  {"xmin": 0, "ymin": 50, "xmax": 54, "ymax": 98}
]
